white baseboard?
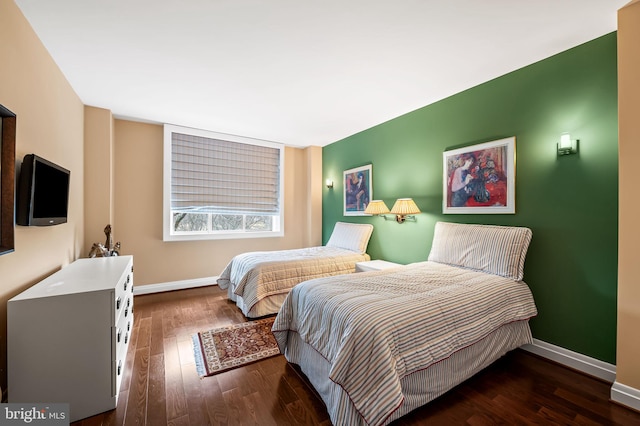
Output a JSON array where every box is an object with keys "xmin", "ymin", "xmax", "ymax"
[
  {"xmin": 524, "ymin": 340, "xmax": 640, "ymax": 413},
  {"xmin": 611, "ymin": 381, "xmax": 640, "ymax": 412},
  {"xmin": 521, "ymin": 338, "xmax": 616, "ymax": 383},
  {"xmin": 133, "ymin": 276, "xmax": 218, "ymax": 295}
]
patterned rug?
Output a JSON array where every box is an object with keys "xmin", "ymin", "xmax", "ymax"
[{"xmin": 192, "ymin": 317, "xmax": 279, "ymax": 376}]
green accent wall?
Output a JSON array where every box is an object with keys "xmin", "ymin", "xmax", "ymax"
[{"xmin": 322, "ymin": 33, "xmax": 618, "ymax": 363}]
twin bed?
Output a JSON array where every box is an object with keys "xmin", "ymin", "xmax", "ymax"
[
  {"xmin": 271, "ymin": 221, "xmax": 537, "ymax": 426},
  {"xmin": 217, "ymin": 221, "xmax": 374, "ymax": 317}
]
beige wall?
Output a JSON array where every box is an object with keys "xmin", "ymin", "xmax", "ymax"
[
  {"xmin": 84, "ymin": 106, "xmax": 114, "ymax": 251},
  {"xmin": 0, "ymin": 0, "xmax": 85, "ymax": 393},
  {"xmin": 617, "ymin": 0, "xmax": 640, "ymax": 391},
  {"xmin": 111, "ymin": 119, "xmax": 322, "ymax": 286},
  {"xmin": 305, "ymin": 145, "xmax": 323, "ymax": 245}
]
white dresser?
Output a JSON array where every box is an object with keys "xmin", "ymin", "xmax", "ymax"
[{"xmin": 8, "ymin": 256, "xmax": 134, "ymax": 422}]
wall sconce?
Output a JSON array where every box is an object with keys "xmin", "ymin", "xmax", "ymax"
[
  {"xmin": 325, "ymin": 179, "xmax": 333, "ymax": 188},
  {"xmin": 558, "ymin": 132, "xmax": 579, "ymax": 156},
  {"xmin": 390, "ymin": 198, "xmax": 421, "ymax": 223},
  {"xmin": 364, "ymin": 198, "xmax": 420, "ymax": 223},
  {"xmin": 364, "ymin": 200, "xmax": 390, "ymax": 216}
]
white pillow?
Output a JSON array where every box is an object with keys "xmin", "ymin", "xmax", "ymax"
[
  {"xmin": 326, "ymin": 222, "xmax": 374, "ymax": 254},
  {"xmin": 427, "ymin": 221, "xmax": 532, "ymax": 281}
]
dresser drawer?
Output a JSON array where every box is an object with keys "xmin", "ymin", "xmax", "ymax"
[
  {"xmin": 112, "ymin": 311, "xmax": 133, "ymax": 397},
  {"xmin": 112, "ymin": 309, "xmax": 133, "ymax": 358},
  {"xmin": 114, "ymin": 267, "xmax": 134, "ymax": 324}
]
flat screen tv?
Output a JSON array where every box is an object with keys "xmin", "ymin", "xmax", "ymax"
[{"xmin": 16, "ymin": 154, "xmax": 70, "ymax": 226}]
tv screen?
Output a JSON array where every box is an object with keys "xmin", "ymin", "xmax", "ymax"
[{"xmin": 16, "ymin": 154, "xmax": 70, "ymax": 226}]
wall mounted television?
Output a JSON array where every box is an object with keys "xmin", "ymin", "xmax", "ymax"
[{"xmin": 16, "ymin": 154, "xmax": 70, "ymax": 226}]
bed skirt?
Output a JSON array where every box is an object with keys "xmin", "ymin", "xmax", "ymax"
[
  {"xmin": 226, "ymin": 286, "xmax": 287, "ymax": 318},
  {"xmin": 283, "ymin": 319, "xmax": 533, "ymax": 426}
]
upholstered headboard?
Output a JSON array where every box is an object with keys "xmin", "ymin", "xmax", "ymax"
[
  {"xmin": 326, "ymin": 222, "xmax": 374, "ymax": 254},
  {"xmin": 427, "ymin": 221, "xmax": 532, "ymax": 281}
]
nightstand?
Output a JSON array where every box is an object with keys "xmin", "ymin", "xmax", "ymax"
[{"xmin": 355, "ymin": 259, "xmax": 402, "ymax": 272}]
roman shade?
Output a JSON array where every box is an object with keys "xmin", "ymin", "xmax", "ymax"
[{"xmin": 170, "ymin": 131, "xmax": 280, "ymax": 215}]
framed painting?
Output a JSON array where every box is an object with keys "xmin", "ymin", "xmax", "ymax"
[
  {"xmin": 443, "ymin": 137, "xmax": 515, "ymax": 214},
  {"xmin": 343, "ymin": 164, "xmax": 372, "ymax": 216},
  {"xmin": 0, "ymin": 104, "xmax": 16, "ymax": 256}
]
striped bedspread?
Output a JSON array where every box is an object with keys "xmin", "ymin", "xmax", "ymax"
[
  {"xmin": 272, "ymin": 261, "xmax": 538, "ymax": 426},
  {"xmin": 217, "ymin": 246, "xmax": 370, "ymax": 313}
]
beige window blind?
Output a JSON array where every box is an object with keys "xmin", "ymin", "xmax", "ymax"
[{"xmin": 170, "ymin": 131, "xmax": 280, "ymax": 215}]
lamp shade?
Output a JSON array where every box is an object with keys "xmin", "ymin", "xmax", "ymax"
[
  {"xmin": 558, "ymin": 132, "xmax": 578, "ymax": 156},
  {"xmin": 390, "ymin": 198, "xmax": 421, "ymax": 215},
  {"xmin": 364, "ymin": 200, "xmax": 390, "ymax": 215}
]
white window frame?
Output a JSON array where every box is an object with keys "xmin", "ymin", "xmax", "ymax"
[{"xmin": 163, "ymin": 124, "xmax": 284, "ymax": 241}]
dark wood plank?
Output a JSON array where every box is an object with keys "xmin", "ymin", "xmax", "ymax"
[
  {"xmin": 135, "ymin": 316, "xmax": 152, "ymax": 349},
  {"xmin": 201, "ymin": 376, "xmax": 230, "ymax": 425},
  {"xmin": 123, "ymin": 346, "xmax": 149, "ymax": 425},
  {"xmin": 149, "ymin": 309, "xmax": 165, "ymax": 356},
  {"xmin": 146, "ymin": 353, "xmax": 168, "ymax": 425},
  {"xmin": 242, "ymin": 391, "xmax": 279, "ymax": 426},
  {"xmin": 221, "ymin": 387, "xmax": 249, "ymax": 425},
  {"xmin": 72, "ymin": 285, "xmax": 640, "ymax": 426},
  {"xmin": 164, "ymin": 336, "xmax": 189, "ymax": 422},
  {"xmin": 178, "ymin": 336, "xmax": 210, "ymax": 426}
]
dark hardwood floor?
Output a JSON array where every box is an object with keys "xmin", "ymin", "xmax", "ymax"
[{"xmin": 73, "ymin": 285, "xmax": 640, "ymax": 426}]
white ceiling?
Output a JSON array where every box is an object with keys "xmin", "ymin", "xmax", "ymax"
[{"xmin": 15, "ymin": 0, "xmax": 625, "ymax": 147}]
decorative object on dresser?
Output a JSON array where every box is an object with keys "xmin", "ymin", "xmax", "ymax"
[
  {"xmin": 192, "ymin": 317, "xmax": 279, "ymax": 377},
  {"xmin": 8, "ymin": 255, "xmax": 134, "ymax": 422},
  {"xmin": 88, "ymin": 224, "xmax": 121, "ymax": 257}
]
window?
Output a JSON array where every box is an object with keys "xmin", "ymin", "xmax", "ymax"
[{"xmin": 163, "ymin": 124, "xmax": 284, "ymax": 241}]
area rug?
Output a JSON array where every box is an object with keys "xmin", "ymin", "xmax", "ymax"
[{"xmin": 192, "ymin": 317, "xmax": 279, "ymax": 376}]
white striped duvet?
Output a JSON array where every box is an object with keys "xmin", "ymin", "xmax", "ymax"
[
  {"xmin": 217, "ymin": 246, "xmax": 370, "ymax": 317},
  {"xmin": 272, "ymin": 260, "xmax": 537, "ymax": 426}
]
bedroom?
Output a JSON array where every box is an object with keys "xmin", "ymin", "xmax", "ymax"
[{"xmin": 1, "ymin": 0, "xmax": 639, "ymax": 423}]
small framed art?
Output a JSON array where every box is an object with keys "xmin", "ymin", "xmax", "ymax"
[
  {"xmin": 343, "ymin": 164, "xmax": 372, "ymax": 216},
  {"xmin": 443, "ymin": 137, "xmax": 515, "ymax": 214}
]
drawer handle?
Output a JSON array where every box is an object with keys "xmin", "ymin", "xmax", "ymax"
[
  {"xmin": 117, "ymin": 329, "xmax": 122, "ymax": 343},
  {"xmin": 127, "ymin": 321, "xmax": 131, "ymax": 332},
  {"xmin": 123, "ymin": 281, "xmax": 127, "ymax": 292},
  {"xmin": 126, "ymin": 298, "xmax": 131, "ymax": 308},
  {"xmin": 124, "ymin": 333, "xmax": 129, "ymax": 344},
  {"xmin": 124, "ymin": 307, "xmax": 129, "ymax": 317},
  {"xmin": 116, "ymin": 297, "xmax": 122, "ymax": 310},
  {"xmin": 117, "ymin": 360, "xmax": 122, "ymax": 376}
]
